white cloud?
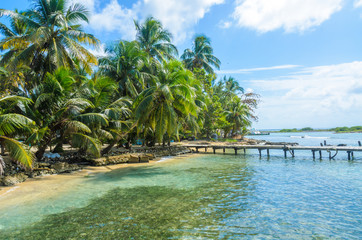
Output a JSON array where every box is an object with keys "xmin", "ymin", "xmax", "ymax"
[
  {"xmin": 68, "ymin": 0, "xmax": 138, "ymax": 40},
  {"xmin": 140, "ymin": 0, "xmax": 224, "ymax": 43},
  {"xmin": 250, "ymin": 61, "xmax": 362, "ymax": 128},
  {"xmin": 68, "ymin": 0, "xmax": 223, "ymax": 43},
  {"xmin": 354, "ymin": 0, "xmax": 362, "ymax": 7},
  {"xmin": 218, "ymin": 20, "xmax": 232, "ymax": 29},
  {"xmin": 90, "ymin": 0, "xmax": 138, "ymax": 40},
  {"xmin": 232, "ymin": 0, "xmax": 343, "ymax": 33},
  {"xmin": 217, "ymin": 64, "xmax": 300, "ymax": 74}
]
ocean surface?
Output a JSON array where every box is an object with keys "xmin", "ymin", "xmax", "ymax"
[{"xmin": 0, "ymin": 132, "xmax": 361, "ymax": 239}]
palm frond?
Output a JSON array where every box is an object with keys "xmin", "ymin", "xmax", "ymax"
[
  {"xmin": 0, "ymin": 136, "xmax": 33, "ymax": 169},
  {"xmin": 71, "ymin": 133, "xmax": 101, "ymax": 157}
]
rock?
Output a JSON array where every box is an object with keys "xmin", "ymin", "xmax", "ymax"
[
  {"xmin": 128, "ymin": 155, "xmax": 139, "ymax": 163},
  {"xmin": 36, "ymin": 162, "xmax": 51, "ymax": 168},
  {"xmin": 28, "ymin": 168, "xmax": 56, "ymax": 178},
  {"xmin": 1, "ymin": 173, "xmax": 28, "ymax": 186},
  {"xmin": 51, "ymin": 162, "xmax": 82, "ymax": 173},
  {"xmin": 90, "ymin": 156, "xmax": 128, "ymax": 166},
  {"xmin": 139, "ymin": 155, "xmax": 149, "ymax": 163}
]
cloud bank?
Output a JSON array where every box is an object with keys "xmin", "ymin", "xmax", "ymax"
[
  {"xmin": 232, "ymin": 0, "xmax": 343, "ymax": 33},
  {"xmin": 250, "ymin": 61, "xmax": 362, "ymax": 128},
  {"xmin": 70, "ymin": 0, "xmax": 223, "ymax": 42}
]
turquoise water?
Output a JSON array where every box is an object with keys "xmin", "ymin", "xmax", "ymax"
[{"xmin": 0, "ymin": 133, "xmax": 361, "ymax": 239}]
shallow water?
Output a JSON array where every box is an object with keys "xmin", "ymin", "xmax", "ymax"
[{"xmin": 0, "ymin": 151, "xmax": 361, "ymax": 239}]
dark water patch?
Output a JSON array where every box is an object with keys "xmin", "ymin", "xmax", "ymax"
[{"xmin": 1, "ymin": 186, "xmax": 215, "ymax": 239}]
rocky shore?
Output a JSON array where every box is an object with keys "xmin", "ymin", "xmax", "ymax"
[
  {"xmin": 0, "ymin": 146, "xmax": 191, "ymax": 186},
  {"xmin": 1, "ymin": 138, "xmax": 296, "ymax": 186}
]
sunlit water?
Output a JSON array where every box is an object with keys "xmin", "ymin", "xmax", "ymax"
[{"xmin": 0, "ymin": 132, "xmax": 361, "ymax": 239}]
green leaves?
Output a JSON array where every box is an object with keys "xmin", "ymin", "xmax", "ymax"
[
  {"xmin": 0, "ymin": 114, "xmax": 34, "ymax": 135},
  {"xmin": 0, "ymin": 136, "xmax": 34, "ymax": 170},
  {"xmin": 181, "ymin": 34, "xmax": 220, "ymax": 75},
  {"xmin": 71, "ymin": 133, "xmax": 101, "ymax": 157},
  {"xmin": 1, "ymin": 0, "xmax": 99, "ymax": 76},
  {"xmin": 77, "ymin": 113, "xmax": 109, "ymax": 126}
]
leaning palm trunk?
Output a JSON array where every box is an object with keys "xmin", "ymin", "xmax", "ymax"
[{"xmin": 0, "ymin": 155, "xmax": 5, "ymax": 175}]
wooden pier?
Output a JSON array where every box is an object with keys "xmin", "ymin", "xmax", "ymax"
[{"xmin": 185, "ymin": 144, "xmax": 362, "ymax": 160}]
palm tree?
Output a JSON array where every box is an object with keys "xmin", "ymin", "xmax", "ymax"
[
  {"xmin": 223, "ymin": 76, "xmax": 243, "ymax": 99},
  {"xmin": 79, "ymin": 75, "xmax": 133, "ymax": 154},
  {"xmin": 134, "ymin": 17, "xmax": 178, "ymax": 61},
  {"xmin": 0, "ymin": 0, "xmax": 99, "ymax": 78},
  {"xmin": 225, "ymin": 97, "xmax": 252, "ymax": 137},
  {"xmin": 21, "ymin": 68, "xmax": 105, "ymax": 160},
  {"xmin": 134, "ymin": 60, "xmax": 197, "ymax": 145},
  {"xmin": 0, "ymin": 96, "xmax": 35, "ymax": 174},
  {"xmin": 181, "ymin": 35, "xmax": 220, "ymax": 75},
  {"xmin": 99, "ymin": 40, "xmax": 149, "ymax": 98}
]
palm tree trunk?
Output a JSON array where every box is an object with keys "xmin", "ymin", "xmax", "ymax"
[
  {"xmin": 102, "ymin": 142, "xmax": 116, "ymax": 155},
  {"xmin": 35, "ymin": 145, "xmax": 47, "ymax": 160},
  {"xmin": 0, "ymin": 142, "xmax": 4, "ymax": 155}
]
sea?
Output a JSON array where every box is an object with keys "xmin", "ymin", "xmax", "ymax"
[{"xmin": 0, "ymin": 132, "xmax": 361, "ymax": 239}]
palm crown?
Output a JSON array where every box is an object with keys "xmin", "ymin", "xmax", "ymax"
[
  {"xmin": 0, "ymin": 0, "xmax": 99, "ymax": 77},
  {"xmin": 181, "ymin": 35, "xmax": 221, "ymax": 74}
]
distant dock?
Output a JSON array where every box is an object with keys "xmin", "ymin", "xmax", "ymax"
[{"xmin": 185, "ymin": 144, "xmax": 362, "ymax": 160}]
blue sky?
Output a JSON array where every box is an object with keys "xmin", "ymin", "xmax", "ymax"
[{"xmin": 2, "ymin": 0, "xmax": 362, "ymax": 129}]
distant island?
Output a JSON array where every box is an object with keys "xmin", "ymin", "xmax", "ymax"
[{"xmin": 275, "ymin": 126, "xmax": 362, "ymax": 133}]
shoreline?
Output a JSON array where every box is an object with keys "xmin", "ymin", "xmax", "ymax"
[
  {"xmin": 0, "ymin": 154, "xmax": 198, "ymax": 227},
  {"xmin": 0, "ymin": 145, "xmax": 193, "ymax": 187},
  {"xmin": 0, "ymin": 138, "xmax": 267, "ymax": 187}
]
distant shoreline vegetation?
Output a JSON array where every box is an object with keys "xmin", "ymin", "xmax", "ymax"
[{"xmin": 274, "ymin": 126, "xmax": 362, "ymax": 133}]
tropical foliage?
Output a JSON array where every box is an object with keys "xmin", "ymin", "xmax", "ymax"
[
  {"xmin": 0, "ymin": 0, "xmax": 259, "ymax": 174},
  {"xmin": 181, "ymin": 35, "xmax": 221, "ymax": 74}
]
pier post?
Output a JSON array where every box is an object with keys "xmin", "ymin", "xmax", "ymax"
[
  {"xmin": 329, "ymin": 151, "xmax": 332, "ymax": 160},
  {"xmin": 351, "ymin": 151, "xmax": 354, "ymax": 159},
  {"xmin": 213, "ymin": 147, "xmax": 216, "ymax": 154},
  {"xmin": 205, "ymin": 147, "xmax": 207, "ymax": 152},
  {"xmin": 312, "ymin": 150, "xmax": 316, "ymax": 159},
  {"xmin": 258, "ymin": 149, "xmax": 262, "ymax": 158},
  {"xmin": 319, "ymin": 150, "xmax": 322, "ymax": 159},
  {"xmin": 291, "ymin": 150, "xmax": 295, "ymax": 157},
  {"xmin": 347, "ymin": 151, "xmax": 351, "ymax": 160},
  {"xmin": 196, "ymin": 147, "xmax": 199, "ymax": 153},
  {"xmin": 267, "ymin": 149, "xmax": 270, "ymax": 157},
  {"xmin": 283, "ymin": 149, "xmax": 287, "ymax": 158},
  {"xmin": 223, "ymin": 148, "xmax": 225, "ymax": 154},
  {"xmin": 234, "ymin": 148, "xmax": 237, "ymax": 155},
  {"xmin": 243, "ymin": 148, "xmax": 246, "ymax": 154}
]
